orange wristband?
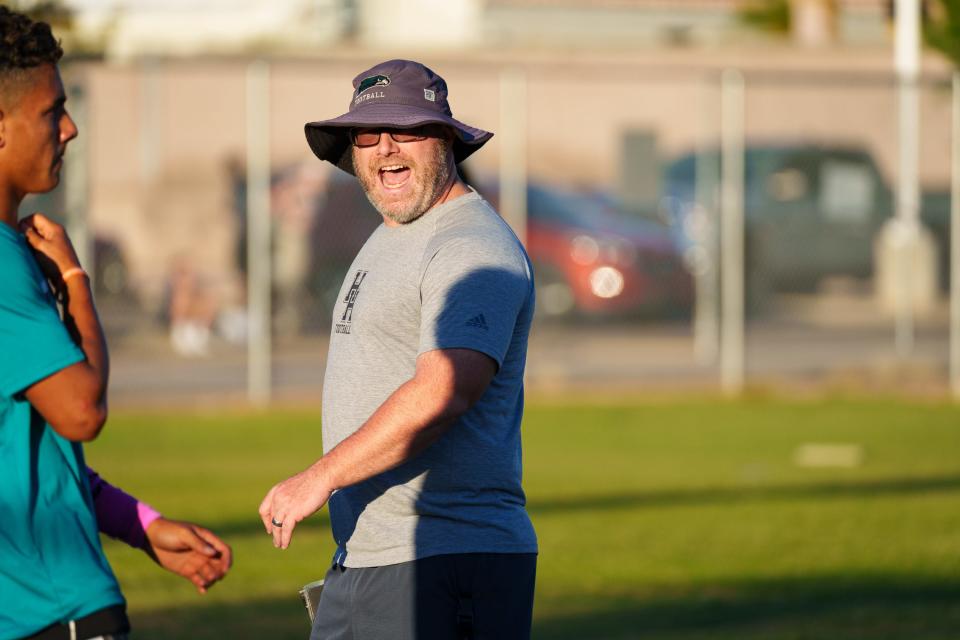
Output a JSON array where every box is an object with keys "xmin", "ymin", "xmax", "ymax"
[{"xmin": 61, "ymin": 267, "xmax": 87, "ymax": 283}]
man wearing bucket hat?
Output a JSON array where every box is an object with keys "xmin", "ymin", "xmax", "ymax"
[{"xmin": 260, "ymin": 59, "xmax": 538, "ymax": 639}]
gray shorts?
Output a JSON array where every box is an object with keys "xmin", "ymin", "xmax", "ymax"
[{"xmin": 310, "ymin": 553, "xmax": 537, "ymax": 640}]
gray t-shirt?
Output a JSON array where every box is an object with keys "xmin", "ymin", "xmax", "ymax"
[{"xmin": 321, "ymin": 190, "xmax": 538, "ymax": 568}]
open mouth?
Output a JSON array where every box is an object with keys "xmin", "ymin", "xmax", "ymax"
[{"xmin": 378, "ymin": 164, "xmax": 411, "ymax": 190}]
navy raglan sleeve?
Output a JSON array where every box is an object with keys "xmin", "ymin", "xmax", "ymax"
[{"xmin": 418, "ymin": 235, "xmax": 533, "ymax": 368}]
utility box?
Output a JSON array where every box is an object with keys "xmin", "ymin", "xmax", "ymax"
[{"xmin": 874, "ymin": 219, "xmax": 940, "ymax": 315}]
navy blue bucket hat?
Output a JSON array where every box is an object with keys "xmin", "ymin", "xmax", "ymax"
[{"xmin": 304, "ymin": 59, "xmax": 493, "ymax": 176}]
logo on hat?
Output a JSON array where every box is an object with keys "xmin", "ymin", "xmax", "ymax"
[
  {"xmin": 357, "ymin": 75, "xmax": 391, "ymax": 96},
  {"xmin": 423, "ymin": 89, "xmax": 436, "ymax": 102}
]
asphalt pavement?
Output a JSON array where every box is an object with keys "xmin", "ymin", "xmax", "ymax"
[{"xmin": 107, "ymin": 290, "xmax": 951, "ymax": 407}]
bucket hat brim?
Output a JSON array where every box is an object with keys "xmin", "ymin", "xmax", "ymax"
[{"xmin": 305, "ymin": 103, "xmax": 492, "ymax": 176}]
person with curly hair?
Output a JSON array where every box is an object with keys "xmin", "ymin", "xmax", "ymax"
[{"xmin": 0, "ymin": 7, "xmax": 232, "ymax": 639}]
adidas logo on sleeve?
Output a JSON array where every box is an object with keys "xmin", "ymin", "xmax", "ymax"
[{"xmin": 465, "ymin": 314, "xmax": 489, "ymax": 331}]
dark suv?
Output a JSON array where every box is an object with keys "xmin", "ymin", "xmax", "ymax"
[{"xmin": 662, "ymin": 144, "xmax": 895, "ymax": 299}]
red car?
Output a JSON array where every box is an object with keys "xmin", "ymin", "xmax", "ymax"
[
  {"xmin": 479, "ymin": 182, "xmax": 694, "ymax": 320},
  {"xmin": 294, "ymin": 171, "xmax": 692, "ymax": 326}
]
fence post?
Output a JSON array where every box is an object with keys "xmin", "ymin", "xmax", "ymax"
[
  {"xmin": 64, "ymin": 71, "xmax": 91, "ymax": 274},
  {"xmin": 951, "ymin": 71, "xmax": 960, "ymax": 398},
  {"xmin": 893, "ymin": 0, "xmax": 921, "ymax": 358},
  {"xmin": 499, "ymin": 66, "xmax": 528, "ymax": 246},
  {"xmin": 720, "ymin": 69, "xmax": 745, "ymax": 395},
  {"xmin": 693, "ymin": 74, "xmax": 720, "ymax": 367},
  {"xmin": 246, "ymin": 60, "xmax": 272, "ymax": 406}
]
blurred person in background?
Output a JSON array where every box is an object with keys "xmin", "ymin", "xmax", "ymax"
[
  {"xmin": 259, "ymin": 59, "xmax": 537, "ymax": 640},
  {"xmin": 0, "ymin": 7, "xmax": 231, "ymax": 640},
  {"xmin": 270, "ymin": 162, "xmax": 327, "ymax": 335},
  {"xmin": 165, "ymin": 254, "xmax": 218, "ymax": 357}
]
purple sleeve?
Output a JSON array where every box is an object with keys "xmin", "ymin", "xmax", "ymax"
[{"xmin": 86, "ymin": 466, "xmax": 162, "ymax": 549}]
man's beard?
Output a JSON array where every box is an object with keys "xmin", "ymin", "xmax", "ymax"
[{"xmin": 353, "ymin": 139, "xmax": 452, "ymax": 225}]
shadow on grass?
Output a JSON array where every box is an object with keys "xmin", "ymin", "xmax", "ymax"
[
  {"xmin": 129, "ymin": 574, "xmax": 960, "ymax": 640},
  {"xmin": 207, "ymin": 511, "xmax": 331, "ymax": 538},
  {"xmin": 533, "ymin": 575, "xmax": 960, "ymax": 640},
  {"xmin": 528, "ymin": 473, "xmax": 960, "ymax": 516},
  {"xmin": 191, "ymin": 474, "xmax": 960, "ymax": 539}
]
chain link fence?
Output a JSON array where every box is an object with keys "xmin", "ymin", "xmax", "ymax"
[{"xmin": 29, "ymin": 56, "xmax": 954, "ymax": 405}]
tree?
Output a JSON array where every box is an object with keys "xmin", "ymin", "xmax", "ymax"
[
  {"xmin": 9, "ymin": 0, "xmax": 74, "ymax": 35},
  {"xmin": 924, "ymin": 0, "xmax": 960, "ymax": 69},
  {"xmin": 738, "ymin": 0, "xmax": 792, "ymax": 36}
]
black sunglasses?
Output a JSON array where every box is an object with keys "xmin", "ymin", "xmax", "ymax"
[{"xmin": 350, "ymin": 125, "xmax": 446, "ymax": 148}]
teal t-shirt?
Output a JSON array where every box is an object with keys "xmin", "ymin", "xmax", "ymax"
[{"xmin": 0, "ymin": 223, "xmax": 124, "ymax": 639}]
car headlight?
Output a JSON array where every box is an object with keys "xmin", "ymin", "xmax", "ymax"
[
  {"xmin": 570, "ymin": 235, "xmax": 600, "ymax": 265},
  {"xmin": 589, "ymin": 266, "xmax": 625, "ymax": 299}
]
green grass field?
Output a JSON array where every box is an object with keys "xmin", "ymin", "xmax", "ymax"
[{"xmin": 85, "ymin": 398, "xmax": 960, "ymax": 639}]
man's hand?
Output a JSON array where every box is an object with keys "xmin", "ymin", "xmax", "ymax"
[
  {"xmin": 143, "ymin": 518, "xmax": 233, "ymax": 594},
  {"xmin": 257, "ymin": 349, "xmax": 495, "ymax": 552},
  {"xmin": 18, "ymin": 213, "xmax": 81, "ymax": 282},
  {"xmin": 259, "ymin": 464, "xmax": 332, "ymax": 550}
]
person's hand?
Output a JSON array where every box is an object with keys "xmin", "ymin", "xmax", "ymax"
[
  {"xmin": 144, "ymin": 518, "xmax": 233, "ymax": 594},
  {"xmin": 259, "ymin": 464, "xmax": 332, "ymax": 550},
  {"xmin": 18, "ymin": 213, "xmax": 81, "ymax": 281}
]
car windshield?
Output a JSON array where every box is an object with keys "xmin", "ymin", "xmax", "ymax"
[
  {"xmin": 664, "ymin": 149, "xmax": 770, "ymax": 195},
  {"xmin": 527, "ymin": 185, "xmax": 589, "ymax": 227},
  {"xmin": 529, "ymin": 184, "xmax": 671, "ymax": 239}
]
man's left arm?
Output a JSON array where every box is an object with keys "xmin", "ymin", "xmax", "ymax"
[
  {"xmin": 259, "ymin": 347, "xmax": 496, "ymax": 549},
  {"xmin": 87, "ymin": 467, "xmax": 233, "ymax": 593}
]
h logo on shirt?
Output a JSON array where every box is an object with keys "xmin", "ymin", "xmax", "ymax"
[{"xmin": 335, "ymin": 270, "xmax": 368, "ymax": 334}]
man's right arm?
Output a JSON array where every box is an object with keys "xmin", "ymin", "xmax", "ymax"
[{"xmin": 20, "ymin": 213, "xmax": 109, "ymax": 442}]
